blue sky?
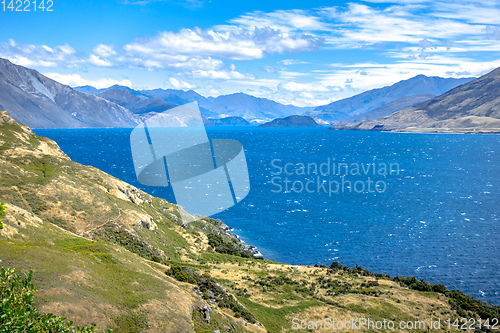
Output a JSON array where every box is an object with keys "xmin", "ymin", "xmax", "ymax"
[{"xmin": 1, "ymin": 0, "xmax": 499, "ymax": 106}]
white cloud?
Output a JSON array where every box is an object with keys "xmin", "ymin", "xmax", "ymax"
[
  {"xmin": 278, "ymin": 71, "xmax": 310, "ymax": 79},
  {"xmin": 280, "ymin": 59, "xmax": 308, "ymax": 65},
  {"xmin": 88, "ymin": 54, "xmax": 113, "ymax": 67},
  {"xmin": 122, "ymin": 27, "xmax": 323, "ymax": 65},
  {"xmin": 188, "ymin": 69, "xmax": 253, "ymax": 80},
  {"xmin": 168, "ymin": 78, "xmax": 196, "ymax": 89},
  {"xmin": 93, "ymin": 44, "xmax": 117, "ymax": 57},
  {"xmin": 0, "ymin": 40, "xmax": 81, "ymax": 68},
  {"xmin": 44, "ymin": 73, "xmax": 132, "ymax": 89},
  {"xmin": 226, "ymin": 9, "xmax": 331, "ymax": 33},
  {"xmin": 430, "ymin": 1, "xmax": 500, "ymax": 25},
  {"xmin": 318, "ymin": 58, "xmax": 500, "ymax": 93},
  {"xmin": 278, "ymin": 81, "xmax": 335, "ymax": 92}
]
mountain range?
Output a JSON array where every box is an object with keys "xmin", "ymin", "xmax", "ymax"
[
  {"xmin": 77, "ymin": 85, "xmax": 313, "ymax": 122},
  {"xmin": 331, "ymin": 67, "xmax": 500, "ymax": 133},
  {"xmin": 0, "ymin": 58, "xmax": 138, "ymax": 128},
  {"xmin": 1, "ymin": 56, "xmax": 498, "ymax": 132},
  {"xmin": 306, "ymin": 75, "xmax": 473, "ymax": 123}
]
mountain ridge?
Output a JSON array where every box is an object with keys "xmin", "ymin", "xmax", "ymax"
[
  {"xmin": 331, "ymin": 67, "xmax": 500, "ymax": 133},
  {"xmin": 0, "ymin": 58, "xmax": 138, "ymax": 129},
  {"xmin": 76, "ymin": 85, "xmax": 313, "ymax": 122},
  {"xmin": 307, "ymin": 75, "xmax": 474, "ymax": 123}
]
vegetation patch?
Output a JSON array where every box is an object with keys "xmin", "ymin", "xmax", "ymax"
[{"xmin": 0, "ymin": 267, "xmax": 100, "ymax": 333}]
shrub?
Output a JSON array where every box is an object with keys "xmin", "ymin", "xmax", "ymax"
[
  {"xmin": 207, "ymin": 233, "xmax": 252, "ymax": 258},
  {"xmin": 165, "ymin": 263, "xmax": 257, "ymax": 324},
  {"xmin": 0, "ymin": 202, "xmax": 5, "ymax": 229},
  {"xmin": 165, "ymin": 264, "xmax": 197, "ymax": 284},
  {"xmin": 0, "ymin": 267, "xmax": 98, "ymax": 332}
]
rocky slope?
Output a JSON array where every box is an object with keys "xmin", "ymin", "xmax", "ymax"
[
  {"xmin": 0, "ymin": 58, "xmax": 138, "ymax": 128},
  {"xmin": 1, "ymin": 110, "xmax": 498, "ymax": 332},
  {"xmin": 307, "ymin": 75, "xmax": 473, "ymax": 123},
  {"xmin": 331, "ymin": 67, "xmax": 500, "ymax": 133}
]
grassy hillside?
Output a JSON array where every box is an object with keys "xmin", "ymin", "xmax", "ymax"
[{"xmin": 0, "ymin": 110, "xmax": 498, "ymax": 332}]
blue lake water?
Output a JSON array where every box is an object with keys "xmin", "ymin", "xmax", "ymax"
[{"xmin": 34, "ymin": 127, "xmax": 500, "ymax": 304}]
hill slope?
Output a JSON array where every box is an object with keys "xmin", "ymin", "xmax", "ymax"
[
  {"xmin": 1, "ymin": 110, "xmax": 498, "ymax": 332},
  {"xmin": 307, "ymin": 75, "xmax": 473, "ymax": 123},
  {"xmin": 338, "ymin": 93, "xmax": 435, "ymax": 123},
  {"xmin": 0, "ymin": 58, "xmax": 138, "ymax": 128},
  {"xmin": 331, "ymin": 67, "xmax": 500, "ymax": 133}
]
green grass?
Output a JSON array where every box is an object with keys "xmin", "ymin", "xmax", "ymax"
[
  {"xmin": 237, "ymin": 297, "xmax": 322, "ymax": 333},
  {"xmin": 0, "ymin": 221, "xmax": 195, "ymax": 332}
]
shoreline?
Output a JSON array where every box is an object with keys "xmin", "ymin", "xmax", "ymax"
[{"xmin": 218, "ymin": 221, "xmax": 264, "ymax": 258}]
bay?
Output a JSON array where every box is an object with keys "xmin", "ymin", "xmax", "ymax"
[{"xmin": 34, "ymin": 127, "xmax": 500, "ymax": 304}]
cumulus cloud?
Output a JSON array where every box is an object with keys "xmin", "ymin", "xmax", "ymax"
[
  {"xmin": 88, "ymin": 54, "xmax": 113, "ymax": 67},
  {"xmin": 122, "ymin": 27, "xmax": 323, "ymax": 63},
  {"xmin": 44, "ymin": 73, "xmax": 132, "ymax": 89},
  {"xmin": 0, "ymin": 40, "xmax": 81, "ymax": 68},
  {"xmin": 168, "ymin": 78, "xmax": 196, "ymax": 89},
  {"xmin": 93, "ymin": 44, "xmax": 117, "ymax": 57}
]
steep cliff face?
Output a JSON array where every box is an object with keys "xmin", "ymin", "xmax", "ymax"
[{"xmin": 0, "ymin": 58, "xmax": 138, "ymax": 128}]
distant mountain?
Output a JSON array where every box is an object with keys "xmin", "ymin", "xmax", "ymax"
[
  {"xmin": 208, "ymin": 116, "xmax": 252, "ymax": 126},
  {"xmin": 80, "ymin": 85, "xmax": 312, "ymax": 122},
  {"xmin": 331, "ymin": 67, "xmax": 500, "ymax": 133},
  {"xmin": 143, "ymin": 88, "xmax": 208, "ymax": 105},
  {"xmin": 205, "ymin": 93, "xmax": 313, "ymax": 121},
  {"xmin": 0, "ymin": 58, "xmax": 137, "ymax": 128},
  {"xmin": 97, "ymin": 89, "xmax": 176, "ymax": 114},
  {"xmin": 258, "ymin": 115, "xmax": 321, "ymax": 127},
  {"xmin": 307, "ymin": 75, "xmax": 473, "ymax": 123},
  {"xmin": 142, "ymin": 88, "xmax": 219, "ymax": 118},
  {"xmin": 74, "ymin": 85, "xmax": 101, "ymax": 95},
  {"xmin": 338, "ymin": 94, "xmax": 435, "ymax": 123},
  {"xmin": 139, "ymin": 88, "xmax": 313, "ymax": 121}
]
